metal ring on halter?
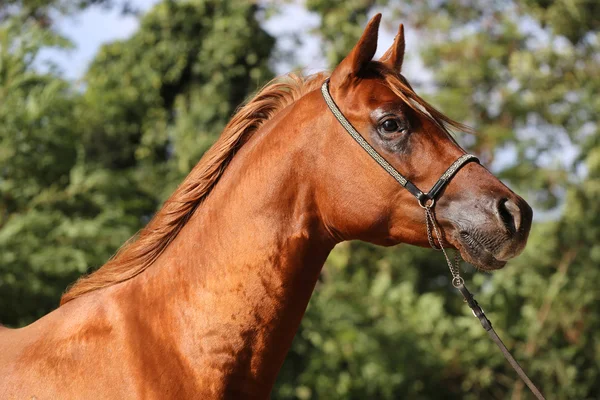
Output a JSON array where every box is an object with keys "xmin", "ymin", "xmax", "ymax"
[
  {"xmin": 418, "ymin": 196, "xmax": 435, "ymax": 209},
  {"xmin": 452, "ymin": 276, "xmax": 464, "ymax": 288}
]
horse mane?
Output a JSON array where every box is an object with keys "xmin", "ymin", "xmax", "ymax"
[
  {"xmin": 60, "ymin": 72, "xmax": 329, "ymax": 305},
  {"xmin": 60, "ymin": 65, "xmax": 467, "ymax": 305}
]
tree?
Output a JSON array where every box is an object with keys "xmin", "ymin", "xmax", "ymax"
[
  {"xmin": 0, "ymin": 15, "xmax": 154, "ymax": 326},
  {"xmin": 80, "ymin": 0, "xmax": 275, "ymax": 198},
  {"xmin": 0, "ymin": 0, "xmax": 133, "ymax": 28}
]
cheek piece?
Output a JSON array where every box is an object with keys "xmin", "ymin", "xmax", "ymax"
[{"xmin": 321, "ymin": 78, "xmax": 545, "ymax": 400}]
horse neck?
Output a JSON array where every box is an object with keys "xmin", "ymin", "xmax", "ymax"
[{"xmin": 112, "ymin": 94, "xmax": 335, "ymax": 395}]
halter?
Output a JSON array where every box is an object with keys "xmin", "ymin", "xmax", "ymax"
[{"xmin": 321, "ymin": 79, "xmax": 545, "ymax": 400}]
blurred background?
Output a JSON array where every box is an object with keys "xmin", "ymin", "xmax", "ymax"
[{"xmin": 0, "ymin": 0, "xmax": 598, "ymax": 398}]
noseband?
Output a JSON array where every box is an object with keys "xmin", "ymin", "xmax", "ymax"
[{"xmin": 321, "ymin": 79, "xmax": 545, "ymax": 400}]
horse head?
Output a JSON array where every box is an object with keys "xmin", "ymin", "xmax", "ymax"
[{"xmin": 315, "ymin": 14, "xmax": 532, "ymax": 269}]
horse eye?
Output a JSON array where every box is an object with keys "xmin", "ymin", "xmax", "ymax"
[{"xmin": 380, "ymin": 118, "xmax": 401, "ymax": 134}]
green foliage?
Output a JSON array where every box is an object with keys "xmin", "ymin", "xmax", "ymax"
[
  {"xmin": 81, "ymin": 0, "xmax": 274, "ymax": 197},
  {"xmin": 0, "ymin": 18, "xmax": 82, "ymax": 324},
  {"xmin": 0, "ymin": 0, "xmax": 118, "ymax": 32},
  {"xmin": 0, "ymin": 0, "xmax": 137, "ymax": 24},
  {"xmin": 305, "ymin": 0, "xmax": 384, "ymax": 65},
  {"xmin": 523, "ymin": 0, "xmax": 600, "ymax": 44}
]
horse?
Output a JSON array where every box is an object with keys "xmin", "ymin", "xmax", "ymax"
[{"xmin": 0, "ymin": 14, "xmax": 532, "ymax": 399}]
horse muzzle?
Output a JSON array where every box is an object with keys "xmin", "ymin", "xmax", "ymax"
[{"xmin": 448, "ymin": 196, "xmax": 533, "ymax": 271}]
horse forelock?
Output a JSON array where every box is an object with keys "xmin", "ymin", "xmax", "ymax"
[{"xmin": 368, "ymin": 62, "xmax": 473, "ymax": 136}]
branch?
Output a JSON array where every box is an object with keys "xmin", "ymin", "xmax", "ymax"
[{"xmin": 510, "ymin": 248, "xmax": 578, "ymax": 400}]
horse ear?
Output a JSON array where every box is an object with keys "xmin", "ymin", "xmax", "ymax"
[
  {"xmin": 380, "ymin": 23, "xmax": 405, "ymax": 72},
  {"xmin": 330, "ymin": 13, "xmax": 381, "ymax": 87}
]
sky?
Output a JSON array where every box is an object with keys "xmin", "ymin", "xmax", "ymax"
[{"xmin": 45, "ymin": 0, "xmax": 160, "ymax": 80}]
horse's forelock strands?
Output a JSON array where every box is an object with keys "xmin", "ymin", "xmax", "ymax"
[
  {"xmin": 371, "ymin": 63, "xmax": 473, "ymax": 135},
  {"xmin": 60, "ymin": 72, "xmax": 330, "ymax": 305}
]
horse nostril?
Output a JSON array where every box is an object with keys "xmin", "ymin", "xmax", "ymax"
[{"xmin": 497, "ymin": 198, "xmax": 521, "ymax": 234}]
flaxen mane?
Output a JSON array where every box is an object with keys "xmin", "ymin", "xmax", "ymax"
[{"xmin": 61, "ymin": 66, "xmax": 466, "ymax": 305}]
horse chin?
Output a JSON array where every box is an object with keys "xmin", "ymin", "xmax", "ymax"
[
  {"xmin": 460, "ymin": 247, "xmax": 507, "ymax": 271},
  {"xmin": 452, "ymin": 233, "xmax": 507, "ymax": 271}
]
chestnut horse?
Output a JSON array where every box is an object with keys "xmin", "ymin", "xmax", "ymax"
[{"xmin": 0, "ymin": 15, "xmax": 532, "ymax": 398}]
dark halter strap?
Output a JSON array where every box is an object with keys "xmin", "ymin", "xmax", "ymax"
[
  {"xmin": 320, "ymin": 78, "xmax": 479, "ymax": 206},
  {"xmin": 320, "ymin": 78, "xmax": 546, "ymax": 400}
]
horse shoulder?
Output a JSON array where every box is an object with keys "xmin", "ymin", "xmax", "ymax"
[{"xmin": 0, "ymin": 291, "xmax": 140, "ymax": 398}]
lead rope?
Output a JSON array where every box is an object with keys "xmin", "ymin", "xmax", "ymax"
[
  {"xmin": 424, "ymin": 205, "xmax": 464, "ymax": 287},
  {"xmin": 424, "ymin": 205, "xmax": 546, "ymax": 400}
]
